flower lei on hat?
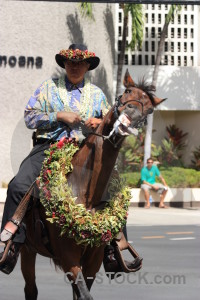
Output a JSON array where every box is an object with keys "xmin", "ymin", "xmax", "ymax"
[
  {"xmin": 39, "ymin": 137, "xmax": 131, "ymax": 247},
  {"xmin": 59, "ymin": 49, "xmax": 96, "ymax": 60}
]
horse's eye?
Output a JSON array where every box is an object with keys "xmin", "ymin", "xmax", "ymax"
[{"xmin": 125, "ymin": 89, "xmax": 131, "ymax": 94}]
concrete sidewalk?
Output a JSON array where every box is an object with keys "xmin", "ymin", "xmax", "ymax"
[
  {"xmin": 127, "ymin": 206, "xmax": 200, "ymax": 226},
  {"xmin": 1, "ymin": 206, "xmax": 200, "ymax": 228}
]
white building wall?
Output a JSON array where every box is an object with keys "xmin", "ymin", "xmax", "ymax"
[{"xmin": 114, "ymin": 65, "xmax": 200, "ymax": 111}]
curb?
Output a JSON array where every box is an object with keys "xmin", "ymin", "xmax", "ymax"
[{"xmin": 0, "ymin": 188, "xmax": 200, "ymax": 210}]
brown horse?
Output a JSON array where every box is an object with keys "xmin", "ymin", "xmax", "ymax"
[{"xmin": 20, "ymin": 70, "xmax": 165, "ymax": 300}]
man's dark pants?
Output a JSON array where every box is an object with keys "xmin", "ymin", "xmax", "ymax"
[{"xmin": 1, "ymin": 144, "xmax": 50, "ymax": 243}]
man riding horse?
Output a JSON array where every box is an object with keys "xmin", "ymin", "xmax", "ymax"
[{"xmin": 0, "ymin": 44, "xmax": 136, "ymax": 275}]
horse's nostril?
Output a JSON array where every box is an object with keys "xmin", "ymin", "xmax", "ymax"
[{"xmin": 127, "ymin": 104, "xmax": 135, "ymax": 109}]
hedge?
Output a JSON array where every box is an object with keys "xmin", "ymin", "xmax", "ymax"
[{"xmin": 121, "ymin": 167, "xmax": 200, "ymax": 188}]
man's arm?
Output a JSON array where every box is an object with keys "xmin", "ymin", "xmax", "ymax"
[{"xmin": 158, "ymin": 175, "xmax": 168, "ymax": 187}]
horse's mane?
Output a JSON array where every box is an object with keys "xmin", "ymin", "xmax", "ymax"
[{"xmin": 135, "ymin": 77, "xmax": 156, "ymax": 104}]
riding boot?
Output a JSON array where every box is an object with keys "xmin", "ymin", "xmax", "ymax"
[{"xmin": 0, "ymin": 242, "xmax": 22, "ymax": 275}]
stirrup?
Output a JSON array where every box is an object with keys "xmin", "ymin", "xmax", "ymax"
[
  {"xmin": 0, "ymin": 240, "xmax": 21, "ymax": 275},
  {"xmin": 112, "ymin": 232, "xmax": 143, "ymax": 273},
  {"xmin": 0, "ymin": 240, "xmax": 13, "ymax": 265}
]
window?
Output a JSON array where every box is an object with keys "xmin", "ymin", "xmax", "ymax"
[
  {"xmin": 184, "ymin": 15, "xmax": 187, "ymax": 24},
  {"xmin": 145, "ymin": 55, "xmax": 149, "ymax": 65},
  {"xmin": 184, "ymin": 56, "xmax": 187, "ymax": 66},
  {"xmin": 132, "ymin": 55, "xmax": 135, "ymax": 65},
  {"xmin": 118, "ymin": 27, "xmax": 122, "ymax": 37},
  {"xmin": 151, "ymin": 55, "xmax": 155, "ymax": 65},
  {"xmin": 152, "ymin": 4, "xmax": 155, "ymax": 10},
  {"xmin": 171, "ymin": 15, "xmax": 174, "ymax": 24},
  {"xmin": 191, "ymin": 56, "xmax": 194, "ymax": 66},
  {"xmin": 191, "ymin": 15, "xmax": 194, "ymax": 25},
  {"xmin": 177, "ymin": 28, "xmax": 181, "ymax": 38},
  {"xmin": 178, "ymin": 56, "xmax": 181, "ymax": 66},
  {"xmin": 184, "ymin": 28, "xmax": 187, "ymax": 38},
  {"xmin": 178, "ymin": 15, "xmax": 181, "ymax": 24},
  {"xmin": 171, "ymin": 28, "xmax": 174, "ymax": 38},
  {"xmin": 191, "ymin": 42, "xmax": 194, "ymax": 52},
  {"xmin": 119, "ymin": 12, "xmax": 122, "ymax": 23},
  {"xmin": 145, "ymin": 41, "xmax": 149, "ymax": 51},
  {"xmin": 171, "ymin": 42, "xmax": 174, "ymax": 52},
  {"xmin": 151, "ymin": 27, "xmax": 155, "ymax": 38},
  {"xmin": 158, "ymin": 14, "xmax": 161, "ymax": 24},
  {"xmin": 184, "ymin": 5, "xmax": 187, "ymax": 10},
  {"xmin": 151, "ymin": 41, "xmax": 155, "ymax": 52},
  {"xmin": 145, "ymin": 13, "xmax": 148, "ymax": 23},
  {"xmin": 171, "ymin": 56, "xmax": 174, "ymax": 65},
  {"xmin": 145, "ymin": 27, "xmax": 148, "ymax": 38},
  {"xmin": 184, "ymin": 42, "xmax": 187, "ymax": 52},
  {"xmin": 165, "ymin": 4, "xmax": 168, "ymax": 10},
  {"xmin": 191, "ymin": 29, "xmax": 194, "ymax": 38},
  {"xmin": 164, "ymin": 55, "xmax": 168, "ymax": 65},
  {"xmin": 152, "ymin": 13, "xmax": 155, "ymax": 24},
  {"xmin": 178, "ymin": 42, "xmax": 181, "ymax": 52},
  {"xmin": 138, "ymin": 55, "xmax": 142, "ymax": 65},
  {"xmin": 125, "ymin": 55, "xmax": 128, "ymax": 65},
  {"xmin": 165, "ymin": 42, "xmax": 168, "ymax": 52},
  {"xmin": 118, "ymin": 41, "xmax": 122, "ymax": 51},
  {"xmin": 158, "ymin": 4, "xmax": 161, "ymax": 10}
]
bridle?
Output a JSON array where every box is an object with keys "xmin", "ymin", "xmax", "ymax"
[
  {"xmin": 114, "ymin": 94, "xmax": 153, "ymax": 129},
  {"xmin": 83, "ymin": 94, "xmax": 154, "ymax": 148}
]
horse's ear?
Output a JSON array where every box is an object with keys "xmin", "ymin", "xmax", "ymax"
[
  {"xmin": 123, "ymin": 69, "xmax": 135, "ymax": 88},
  {"xmin": 153, "ymin": 97, "xmax": 167, "ymax": 107}
]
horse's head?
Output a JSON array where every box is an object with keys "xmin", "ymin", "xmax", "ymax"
[{"xmin": 106, "ymin": 69, "xmax": 166, "ymax": 141}]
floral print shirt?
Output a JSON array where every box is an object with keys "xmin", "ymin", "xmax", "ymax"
[{"xmin": 24, "ymin": 76, "xmax": 110, "ymax": 142}]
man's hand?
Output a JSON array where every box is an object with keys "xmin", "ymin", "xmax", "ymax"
[
  {"xmin": 152, "ymin": 184, "xmax": 159, "ymax": 191},
  {"xmin": 84, "ymin": 118, "xmax": 102, "ymax": 129},
  {"xmin": 57, "ymin": 112, "xmax": 81, "ymax": 125}
]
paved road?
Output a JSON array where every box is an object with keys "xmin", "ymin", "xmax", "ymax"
[{"xmin": 0, "ymin": 207, "xmax": 200, "ymax": 300}]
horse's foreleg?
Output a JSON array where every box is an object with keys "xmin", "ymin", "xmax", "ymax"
[
  {"xmin": 66, "ymin": 266, "xmax": 94, "ymax": 300},
  {"xmin": 21, "ymin": 245, "xmax": 38, "ymax": 300},
  {"xmin": 82, "ymin": 246, "xmax": 105, "ymax": 291}
]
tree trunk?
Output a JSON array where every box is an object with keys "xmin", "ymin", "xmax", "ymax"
[
  {"xmin": 116, "ymin": 12, "xmax": 128, "ymax": 97},
  {"xmin": 143, "ymin": 22, "xmax": 169, "ymax": 165}
]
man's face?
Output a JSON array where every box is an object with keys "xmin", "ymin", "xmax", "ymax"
[
  {"xmin": 147, "ymin": 160, "xmax": 153, "ymax": 169},
  {"xmin": 64, "ymin": 60, "xmax": 90, "ymax": 84}
]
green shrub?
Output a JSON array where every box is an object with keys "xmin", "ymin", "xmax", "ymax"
[{"xmin": 121, "ymin": 167, "xmax": 200, "ymax": 188}]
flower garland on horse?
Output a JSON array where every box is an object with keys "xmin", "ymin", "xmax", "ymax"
[{"xmin": 39, "ymin": 137, "xmax": 131, "ymax": 247}]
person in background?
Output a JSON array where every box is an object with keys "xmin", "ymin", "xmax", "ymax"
[{"xmin": 141, "ymin": 157, "xmax": 168, "ymax": 208}]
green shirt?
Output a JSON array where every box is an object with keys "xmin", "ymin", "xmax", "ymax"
[{"xmin": 141, "ymin": 165, "xmax": 160, "ymax": 184}]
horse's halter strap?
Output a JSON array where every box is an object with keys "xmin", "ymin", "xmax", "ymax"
[{"xmin": 114, "ymin": 95, "xmax": 152, "ymax": 129}]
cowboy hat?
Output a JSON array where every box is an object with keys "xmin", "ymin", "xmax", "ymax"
[{"xmin": 55, "ymin": 44, "xmax": 100, "ymax": 71}]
